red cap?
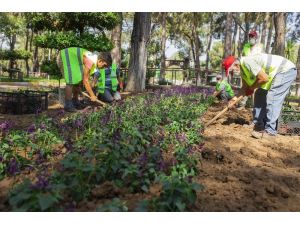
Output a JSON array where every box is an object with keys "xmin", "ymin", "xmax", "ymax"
[
  {"xmin": 248, "ymin": 30, "xmax": 258, "ymax": 38},
  {"xmin": 222, "ymin": 56, "xmax": 236, "ymax": 77}
]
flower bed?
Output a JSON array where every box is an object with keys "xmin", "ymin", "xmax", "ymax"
[{"xmin": 1, "ymin": 86, "xmax": 214, "ymax": 211}]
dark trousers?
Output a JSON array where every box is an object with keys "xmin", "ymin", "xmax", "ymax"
[{"xmin": 98, "ymin": 89, "xmax": 115, "ymax": 103}]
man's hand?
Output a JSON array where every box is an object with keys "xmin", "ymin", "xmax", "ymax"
[{"xmin": 90, "ymin": 95, "xmax": 97, "ymax": 102}]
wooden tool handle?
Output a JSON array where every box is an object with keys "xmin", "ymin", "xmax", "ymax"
[
  {"xmin": 81, "ymin": 92, "xmax": 106, "ymax": 106},
  {"xmin": 205, "ymin": 95, "xmax": 244, "ymax": 127}
]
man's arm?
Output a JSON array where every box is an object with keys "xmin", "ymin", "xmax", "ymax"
[
  {"xmin": 251, "ymin": 70, "xmax": 269, "ymax": 89},
  {"xmin": 83, "ymin": 66, "xmax": 97, "ymax": 101}
]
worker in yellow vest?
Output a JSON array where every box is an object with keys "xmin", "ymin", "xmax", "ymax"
[
  {"xmin": 242, "ymin": 30, "xmax": 264, "ymax": 56},
  {"xmin": 57, "ymin": 47, "xmax": 101, "ymax": 112},
  {"xmin": 222, "ymin": 54, "xmax": 297, "ymax": 138},
  {"xmin": 213, "ymin": 75, "xmax": 235, "ymax": 101},
  {"xmin": 92, "ymin": 52, "xmax": 121, "ymax": 103}
]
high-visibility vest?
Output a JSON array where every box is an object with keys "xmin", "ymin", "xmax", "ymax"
[
  {"xmin": 242, "ymin": 43, "xmax": 251, "ymax": 56},
  {"xmin": 242, "ymin": 43, "xmax": 264, "ymax": 56},
  {"xmin": 97, "ymin": 63, "xmax": 119, "ymax": 94},
  {"xmin": 215, "ymin": 80, "xmax": 235, "ymax": 97},
  {"xmin": 240, "ymin": 54, "xmax": 295, "ymax": 91},
  {"xmin": 60, "ymin": 47, "xmax": 87, "ymax": 85}
]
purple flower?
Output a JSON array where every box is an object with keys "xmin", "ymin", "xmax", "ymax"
[
  {"xmin": 176, "ymin": 133, "xmax": 187, "ymax": 143},
  {"xmin": 56, "ymin": 109, "xmax": 65, "ymax": 117},
  {"xmin": 157, "ymin": 160, "xmax": 166, "ymax": 171},
  {"xmin": 64, "ymin": 202, "xmax": 76, "ymax": 212},
  {"xmin": 35, "ymin": 107, "xmax": 42, "ymax": 116},
  {"xmin": 30, "ymin": 174, "xmax": 50, "ymax": 190},
  {"xmin": 112, "ymin": 129, "xmax": 121, "ymax": 142},
  {"xmin": 40, "ymin": 122, "xmax": 47, "ymax": 130},
  {"xmin": 0, "ymin": 121, "xmax": 13, "ymax": 133},
  {"xmin": 7, "ymin": 158, "xmax": 19, "ymax": 175},
  {"xmin": 138, "ymin": 152, "xmax": 148, "ymax": 168},
  {"xmin": 27, "ymin": 124, "xmax": 36, "ymax": 133},
  {"xmin": 0, "ymin": 156, "xmax": 3, "ymax": 162},
  {"xmin": 73, "ymin": 118, "xmax": 83, "ymax": 129}
]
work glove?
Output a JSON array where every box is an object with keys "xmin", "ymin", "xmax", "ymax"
[{"xmin": 245, "ymin": 88, "xmax": 254, "ymax": 96}]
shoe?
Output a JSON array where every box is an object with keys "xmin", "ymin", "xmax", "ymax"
[
  {"xmin": 72, "ymin": 99, "xmax": 85, "ymax": 110},
  {"xmin": 64, "ymin": 100, "xmax": 77, "ymax": 112},
  {"xmin": 262, "ymin": 131, "xmax": 276, "ymax": 139},
  {"xmin": 251, "ymin": 130, "xmax": 276, "ymax": 139},
  {"xmin": 253, "ymin": 125, "xmax": 264, "ymax": 132},
  {"xmin": 251, "ymin": 130, "xmax": 264, "ymax": 139}
]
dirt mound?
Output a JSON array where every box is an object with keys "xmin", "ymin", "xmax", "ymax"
[{"xmin": 197, "ymin": 105, "xmax": 300, "ymax": 211}]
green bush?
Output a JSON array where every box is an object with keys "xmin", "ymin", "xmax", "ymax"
[
  {"xmin": 0, "ymin": 50, "xmax": 31, "ymax": 60},
  {"xmin": 40, "ymin": 60, "xmax": 61, "ymax": 77}
]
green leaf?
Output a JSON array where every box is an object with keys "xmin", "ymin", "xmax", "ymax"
[
  {"xmin": 37, "ymin": 193, "xmax": 58, "ymax": 211},
  {"xmin": 141, "ymin": 185, "xmax": 149, "ymax": 193},
  {"xmin": 175, "ymin": 201, "xmax": 186, "ymax": 211}
]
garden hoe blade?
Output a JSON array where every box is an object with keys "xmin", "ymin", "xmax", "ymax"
[{"xmin": 205, "ymin": 95, "xmax": 244, "ymax": 127}]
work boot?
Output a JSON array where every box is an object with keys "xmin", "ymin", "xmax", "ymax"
[
  {"xmin": 72, "ymin": 99, "xmax": 85, "ymax": 110},
  {"xmin": 64, "ymin": 100, "xmax": 77, "ymax": 112},
  {"xmin": 251, "ymin": 130, "xmax": 264, "ymax": 139},
  {"xmin": 251, "ymin": 130, "xmax": 276, "ymax": 139}
]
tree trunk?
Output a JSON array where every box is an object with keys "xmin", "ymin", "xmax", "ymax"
[
  {"xmin": 160, "ymin": 12, "xmax": 167, "ymax": 80},
  {"xmin": 296, "ymin": 47, "xmax": 300, "ymax": 97},
  {"xmin": 192, "ymin": 13, "xmax": 201, "ymax": 85},
  {"xmin": 238, "ymin": 23, "xmax": 243, "ymax": 57},
  {"xmin": 261, "ymin": 13, "xmax": 270, "ymax": 47},
  {"xmin": 33, "ymin": 44, "xmax": 39, "ymax": 72},
  {"xmin": 125, "ymin": 12, "xmax": 151, "ymax": 92},
  {"xmin": 205, "ymin": 16, "xmax": 213, "ymax": 78},
  {"xmin": 25, "ymin": 28, "xmax": 30, "ymax": 76},
  {"xmin": 232, "ymin": 16, "xmax": 238, "ymax": 56},
  {"xmin": 266, "ymin": 14, "xmax": 274, "ymax": 54},
  {"xmin": 111, "ymin": 12, "xmax": 123, "ymax": 66},
  {"xmin": 273, "ymin": 13, "xmax": 286, "ymax": 56},
  {"xmin": 8, "ymin": 34, "xmax": 17, "ymax": 79},
  {"xmin": 224, "ymin": 12, "xmax": 233, "ymax": 58},
  {"xmin": 243, "ymin": 12, "xmax": 251, "ymax": 45}
]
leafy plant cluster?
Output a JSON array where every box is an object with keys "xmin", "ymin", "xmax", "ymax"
[
  {"xmin": 0, "ymin": 115, "xmax": 64, "ymax": 181},
  {"xmin": 0, "ymin": 49, "xmax": 32, "ymax": 61},
  {"xmin": 35, "ymin": 32, "xmax": 113, "ymax": 51},
  {"xmin": 40, "ymin": 60, "xmax": 61, "ymax": 76},
  {"xmin": 7, "ymin": 86, "xmax": 214, "ymax": 212}
]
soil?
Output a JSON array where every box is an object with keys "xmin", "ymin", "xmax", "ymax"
[
  {"xmin": 1, "ymin": 98, "xmax": 300, "ymax": 212},
  {"xmin": 195, "ymin": 104, "xmax": 300, "ymax": 211}
]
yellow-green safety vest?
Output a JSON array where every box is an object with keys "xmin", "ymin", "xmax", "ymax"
[
  {"xmin": 240, "ymin": 54, "xmax": 291, "ymax": 91},
  {"xmin": 97, "ymin": 63, "xmax": 119, "ymax": 94},
  {"xmin": 215, "ymin": 80, "xmax": 235, "ymax": 97},
  {"xmin": 60, "ymin": 47, "xmax": 88, "ymax": 85}
]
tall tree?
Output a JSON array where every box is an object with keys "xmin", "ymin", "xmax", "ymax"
[
  {"xmin": 0, "ymin": 12, "xmax": 25, "ymax": 78},
  {"xmin": 126, "ymin": 12, "xmax": 151, "ymax": 92},
  {"xmin": 232, "ymin": 13, "xmax": 239, "ymax": 56},
  {"xmin": 273, "ymin": 12, "xmax": 286, "ymax": 56},
  {"xmin": 111, "ymin": 12, "xmax": 123, "ymax": 66},
  {"xmin": 192, "ymin": 13, "xmax": 201, "ymax": 84},
  {"xmin": 261, "ymin": 12, "xmax": 270, "ymax": 48},
  {"xmin": 160, "ymin": 12, "xmax": 167, "ymax": 80},
  {"xmin": 205, "ymin": 13, "xmax": 214, "ymax": 77},
  {"xmin": 266, "ymin": 13, "xmax": 274, "ymax": 54},
  {"xmin": 296, "ymin": 47, "xmax": 300, "ymax": 97},
  {"xmin": 224, "ymin": 13, "xmax": 233, "ymax": 58}
]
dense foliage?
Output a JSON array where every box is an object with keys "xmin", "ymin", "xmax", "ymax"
[
  {"xmin": 0, "ymin": 50, "xmax": 31, "ymax": 60},
  {"xmin": 34, "ymin": 32, "xmax": 113, "ymax": 51},
  {"xmin": 0, "ymin": 87, "xmax": 214, "ymax": 212}
]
